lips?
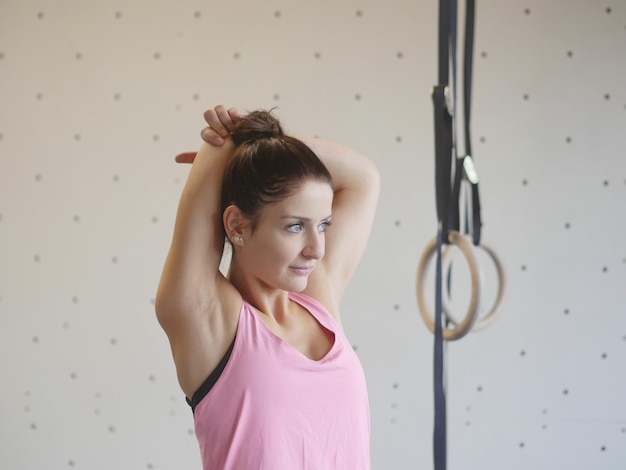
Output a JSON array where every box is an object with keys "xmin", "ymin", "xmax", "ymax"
[{"xmin": 290, "ymin": 266, "xmax": 314, "ymax": 276}]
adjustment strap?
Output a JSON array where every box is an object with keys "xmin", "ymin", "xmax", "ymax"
[
  {"xmin": 448, "ymin": 0, "xmax": 461, "ymax": 237},
  {"xmin": 462, "ymin": 0, "xmax": 482, "ymax": 245}
]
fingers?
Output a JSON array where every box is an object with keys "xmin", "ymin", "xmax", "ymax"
[
  {"xmin": 227, "ymin": 106, "xmax": 242, "ymax": 119},
  {"xmin": 176, "ymin": 105, "xmax": 241, "ymax": 163},
  {"xmin": 204, "ymin": 104, "xmax": 237, "ymax": 137},
  {"xmin": 203, "ymin": 108, "xmax": 227, "ymax": 138},
  {"xmin": 201, "ymin": 104, "xmax": 244, "ymax": 145},
  {"xmin": 175, "ymin": 152, "xmax": 197, "ymax": 164},
  {"xmin": 200, "ymin": 126, "xmax": 227, "ymax": 146}
]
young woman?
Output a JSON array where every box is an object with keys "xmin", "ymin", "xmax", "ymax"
[{"xmin": 156, "ymin": 105, "xmax": 380, "ymax": 469}]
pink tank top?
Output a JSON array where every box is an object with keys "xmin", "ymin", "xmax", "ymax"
[{"xmin": 192, "ymin": 292, "xmax": 370, "ymax": 469}]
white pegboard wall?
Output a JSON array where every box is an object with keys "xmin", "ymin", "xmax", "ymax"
[{"xmin": 0, "ymin": 1, "xmax": 625, "ymax": 469}]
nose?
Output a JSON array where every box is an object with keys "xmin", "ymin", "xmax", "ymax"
[{"xmin": 302, "ymin": 230, "xmax": 325, "ymax": 260}]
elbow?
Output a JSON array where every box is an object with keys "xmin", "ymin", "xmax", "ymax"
[
  {"xmin": 364, "ymin": 159, "xmax": 381, "ymax": 197},
  {"xmin": 354, "ymin": 148, "xmax": 380, "ymax": 184},
  {"xmin": 154, "ymin": 288, "xmax": 171, "ymax": 328},
  {"xmin": 154, "ymin": 282, "xmax": 183, "ymax": 332}
]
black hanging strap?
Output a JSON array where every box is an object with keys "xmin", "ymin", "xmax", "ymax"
[
  {"xmin": 431, "ymin": 1, "xmax": 479, "ymax": 469},
  {"xmin": 431, "ymin": 1, "xmax": 453, "ymax": 468},
  {"xmin": 432, "ymin": 226, "xmax": 447, "ymax": 470}
]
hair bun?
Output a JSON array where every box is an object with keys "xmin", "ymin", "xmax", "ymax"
[{"xmin": 231, "ymin": 109, "xmax": 284, "ymax": 146}]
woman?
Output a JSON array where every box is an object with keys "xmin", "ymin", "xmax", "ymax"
[{"xmin": 156, "ymin": 105, "xmax": 380, "ymax": 469}]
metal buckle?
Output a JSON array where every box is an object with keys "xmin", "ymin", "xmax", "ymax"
[
  {"xmin": 463, "ymin": 155, "xmax": 479, "ymax": 184},
  {"xmin": 430, "ymin": 85, "xmax": 454, "ymax": 117},
  {"xmin": 443, "ymin": 86, "xmax": 454, "ymax": 116}
]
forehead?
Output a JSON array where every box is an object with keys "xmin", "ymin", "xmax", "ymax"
[{"xmin": 265, "ymin": 180, "xmax": 333, "ymax": 218}]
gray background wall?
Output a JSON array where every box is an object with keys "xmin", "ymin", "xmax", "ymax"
[{"xmin": 1, "ymin": 0, "xmax": 625, "ymax": 469}]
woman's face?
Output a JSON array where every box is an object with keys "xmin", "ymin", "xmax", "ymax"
[{"xmin": 239, "ymin": 180, "xmax": 333, "ymax": 293}]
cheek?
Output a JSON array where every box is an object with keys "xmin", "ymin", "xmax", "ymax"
[
  {"xmin": 265, "ymin": 235, "xmax": 303, "ymax": 267},
  {"xmin": 250, "ymin": 233, "xmax": 294, "ymax": 267},
  {"xmin": 270, "ymin": 236, "xmax": 298, "ymax": 261}
]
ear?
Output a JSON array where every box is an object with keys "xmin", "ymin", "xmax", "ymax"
[{"xmin": 223, "ymin": 205, "xmax": 246, "ymax": 245}]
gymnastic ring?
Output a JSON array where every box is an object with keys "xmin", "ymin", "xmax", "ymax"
[
  {"xmin": 441, "ymin": 239, "xmax": 506, "ymax": 332},
  {"xmin": 416, "ymin": 230, "xmax": 481, "ymax": 341}
]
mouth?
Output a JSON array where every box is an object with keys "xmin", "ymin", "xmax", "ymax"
[{"xmin": 290, "ymin": 266, "xmax": 315, "ymax": 276}]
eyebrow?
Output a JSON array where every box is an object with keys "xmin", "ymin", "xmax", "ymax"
[{"xmin": 281, "ymin": 215, "xmax": 333, "ymax": 222}]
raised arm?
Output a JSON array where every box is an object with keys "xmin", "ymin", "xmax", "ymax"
[
  {"xmin": 155, "ymin": 141, "xmax": 232, "ymax": 335},
  {"xmin": 299, "ymin": 137, "xmax": 380, "ymax": 307},
  {"xmin": 156, "ymin": 107, "xmax": 252, "ymax": 398}
]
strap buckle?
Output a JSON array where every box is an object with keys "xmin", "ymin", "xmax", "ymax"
[{"xmin": 431, "ymin": 85, "xmax": 454, "ymax": 117}]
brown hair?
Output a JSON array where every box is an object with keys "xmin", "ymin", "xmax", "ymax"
[{"xmin": 221, "ymin": 109, "xmax": 332, "ymax": 233}]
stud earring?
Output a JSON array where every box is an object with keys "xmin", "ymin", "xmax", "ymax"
[{"xmin": 232, "ymin": 235, "xmax": 243, "ymax": 243}]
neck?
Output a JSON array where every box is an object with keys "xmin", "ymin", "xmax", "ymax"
[{"xmin": 228, "ymin": 259, "xmax": 291, "ymax": 320}]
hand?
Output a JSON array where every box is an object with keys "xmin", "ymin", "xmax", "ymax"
[{"xmin": 175, "ymin": 105, "xmax": 241, "ymax": 164}]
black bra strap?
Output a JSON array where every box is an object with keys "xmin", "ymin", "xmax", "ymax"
[{"xmin": 186, "ymin": 336, "xmax": 236, "ymax": 414}]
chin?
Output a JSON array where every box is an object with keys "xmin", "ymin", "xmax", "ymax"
[{"xmin": 280, "ymin": 277, "xmax": 309, "ymax": 293}]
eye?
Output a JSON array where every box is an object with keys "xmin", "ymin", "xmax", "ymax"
[
  {"xmin": 318, "ymin": 220, "xmax": 332, "ymax": 232},
  {"xmin": 287, "ymin": 223, "xmax": 304, "ymax": 233}
]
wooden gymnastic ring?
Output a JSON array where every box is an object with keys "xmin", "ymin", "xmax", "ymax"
[
  {"xmin": 441, "ymin": 239, "xmax": 506, "ymax": 332},
  {"xmin": 416, "ymin": 231, "xmax": 481, "ymax": 341}
]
